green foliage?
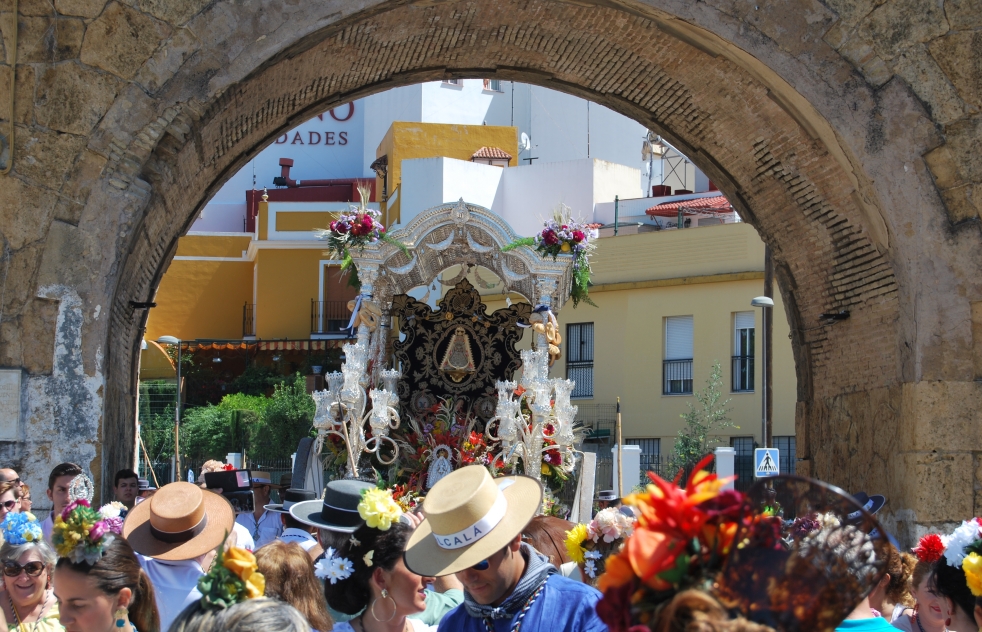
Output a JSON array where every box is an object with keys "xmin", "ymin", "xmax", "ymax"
[
  {"xmin": 228, "ymin": 365, "xmax": 282, "ymax": 396},
  {"xmin": 251, "ymin": 373, "xmax": 316, "ymax": 457},
  {"xmin": 179, "ymin": 393, "xmax": 269, "ymax": 460},
  {"xmin": 500, "ymin": 237, "xmax": 537, "ymax": 252},
  {"xmin": 670, "ymin": 362, "xmax": 736, "ymax": 473}
]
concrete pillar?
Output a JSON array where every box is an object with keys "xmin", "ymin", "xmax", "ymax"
[
  {"xmin": 612, "ymin": 444, "xmax": 642, "ymax": 496},
  {"xmin": 714, "ymin": 446, "xmax": 735, "ymax": 491}
]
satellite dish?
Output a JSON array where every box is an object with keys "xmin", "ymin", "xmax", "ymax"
[{"xmin": 520, "ymin": 132, "xmax": 532, "ymax": 152}]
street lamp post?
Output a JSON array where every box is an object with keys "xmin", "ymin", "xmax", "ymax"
[
  {"xmin": 750, "ymin": 297, "xmax": 773, "ymax": 449},
  {"xmin": 157, "ymin": 336, "xmax": 182, "ymax": 482}
]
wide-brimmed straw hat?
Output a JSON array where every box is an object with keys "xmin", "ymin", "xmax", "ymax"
[
  {"xmin": 250, "ymin": 471, "xmax": 284, "ymax": 489},
  {"xmin": 404, "ymin": 465, "xmax": 542, "ymax": 577},
  {"xmin": 123, "ymin": 482, "xmax": 234, "ymax": 561},
  {"xmin": 290, "ymin": 479, "xmax": 376, "ymax": 533},
  {"xmin": 265, "ymin": 488, "xmax": 317, "ymax": 514}
]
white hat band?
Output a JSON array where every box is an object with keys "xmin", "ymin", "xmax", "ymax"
[
  {"xmin": 847, "ymin": 498, "xmax": 875, "ymax": 520},
  {"xmin": 433, "ymin": 490, "xmax": 508, "ymax": 550}
]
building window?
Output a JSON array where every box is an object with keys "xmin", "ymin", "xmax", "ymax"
[
  {"xmin": 732, "ymin": 311, "xmax": 755, "ymax": 392},
  {"xmin": 773, "ymin": 436, "xmax": 796, "ymax": 475},
  {"xmin": 664, "ymin": 316, "xmax": 693, "ymax": 394},
  {"xmin": 443, "ymin": 78, "xmax": 462, "ymax": 86},
  {"xmin": 566, "ymin": 323, "xmax": 594, "ymax": 398},
  {"xmin": 730, "ymin": 436, "xmax": 756, "ymax": 492},
  {"xmin": 483, "ymin": 78, "xmax": 503, "ymax": 92},
  {"xmin": 627, "ymin": 438, "xmax": 661, "ymax": 474}
]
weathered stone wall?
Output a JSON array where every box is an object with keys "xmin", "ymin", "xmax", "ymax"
[{"xmin": 0, "ymin": 0, "xmax": 978, "ymax": 541}]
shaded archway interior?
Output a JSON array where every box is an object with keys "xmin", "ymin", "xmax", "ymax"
[{"xmin": 110, "ymin": 0, "xmax": 901, "ymax": 509}]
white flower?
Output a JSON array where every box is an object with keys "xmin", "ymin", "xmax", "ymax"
[
  {"xmin": 98, "ymin": 502, "xmax": 125, "ymax": 520},
  {"xmin": 315, "ymin": 556, "xmax": 355, "ymax": 584},
  {"xmin": 583, "ymin": 559, "xmax": 597, "ymax": 578},
  {"xmin": 944, "ymin": 519, "xmax": 981, "ymax": 567},
  {"xmin": 815, "ymin": 512, "xmax": 841, "ymax": 530}
]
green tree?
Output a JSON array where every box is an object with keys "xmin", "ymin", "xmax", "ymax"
[
  {"xmin": 671, "ymin": 361, "xmax": 736, "ymax": 473},
  {"xmin": 251, "ymin": 373, "xmax": 316, "ymax": 457}
]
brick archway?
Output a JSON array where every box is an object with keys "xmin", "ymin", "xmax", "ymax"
[{"xmin": 3, "ymin": 0, "xmax": 977, "ymax": 541}]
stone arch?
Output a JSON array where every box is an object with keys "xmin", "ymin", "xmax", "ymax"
[{"xmin": 3, "ymin": 0, "xmax": 977, "ymax": 540}]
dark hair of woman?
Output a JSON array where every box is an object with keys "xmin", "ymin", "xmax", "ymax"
[
  {"xmin": 55, "ymin": 537, "xmax": 160, "ymax": 632},
  {"xmin": 325, "ymin": 522, "xmax": 411, "ymax": 616},
  {"xmin": 255, "ymin": 541, "xmax": 333, "ymax": 631},
  {"xmin": 931, "ymin": 558, "xmax": 976, "ymax": 621},
  {"xmin": 654, "ymin": 590, "xmax": 776, "ymax": 632}
]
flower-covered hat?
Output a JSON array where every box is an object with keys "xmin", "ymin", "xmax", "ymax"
[
  {"xmin": 1, "ymin": 512, "xmax": 43, "ymax": 545},
  {"xmin": 52, "ymin": 500, "xmax": 127, "ymax": 564},
  {"xmin": 595, "ymin": 457, "xmax": 889, "ymax": 632},
  {"xmin": 912, "ymin": 518, "xmax": 982, "ymax": 598}
]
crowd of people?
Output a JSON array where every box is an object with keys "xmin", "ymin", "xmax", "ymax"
[{"xmin": 0, "ymin": 462, "xmax": 977, "ymax": 632}]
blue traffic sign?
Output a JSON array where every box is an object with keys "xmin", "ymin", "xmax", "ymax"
[{"xmin": 754, "ymin": 448, "xmax": 780, "ymax": 478}]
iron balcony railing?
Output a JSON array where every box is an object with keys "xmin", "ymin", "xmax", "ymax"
[
  {"xmin": 663, "ymin": 359, "xmax": 693, "ymax": 394},
  {"xmin": 242, "ymin": 303, "xmax": 255, "ymax": 337},
  {"xmin": 311, "ymin": 300, "xmax": 351, "ymax": 335},
  {"xmin": 732, "ymin": 355, "xmax": 755, "ymax": 392}
]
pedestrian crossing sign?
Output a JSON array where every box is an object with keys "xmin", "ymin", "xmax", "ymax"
[{"xmin": 754, "ymin": 448, "xmax": 780, "ymax": 478}]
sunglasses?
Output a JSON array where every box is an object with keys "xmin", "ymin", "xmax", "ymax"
[
  {"xmin": 470, "ymin": 559, "xmax": 490, "ymax": 571},
  {"xmin": 3, "ymin": 562, "xmax": 45, "ymax": 578},
  {"xmin": 0, "ymin": 500, "xmax": 16, "ymax": 511}
]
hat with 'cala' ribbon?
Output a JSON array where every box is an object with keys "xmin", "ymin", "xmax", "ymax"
[{"xmin": 404, "ymin": 465, "xmax": 542, "ymax": 577}]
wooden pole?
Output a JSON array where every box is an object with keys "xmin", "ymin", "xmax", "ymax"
[{"xmin": 616, "ymin": 397, "xmax": 624, "ymax": 496}]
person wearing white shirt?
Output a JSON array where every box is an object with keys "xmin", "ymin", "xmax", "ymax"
[
  {"xmin": 265, "ymin": 488, "xmax": 320, "ymax": 555},
  {"xmin": 235, "ymin": 471, "xmax": 283, "ymax": 549},
  {"xmin": 122, "ymin": 482, "xmax": 237, "ymax": 632}
]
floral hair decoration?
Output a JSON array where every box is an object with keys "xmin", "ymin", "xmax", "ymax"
[
  {"xmin": 198, "ymin": 542, "xmax": 265, "ymax": 609},
  {"xmin": 565, "ymin": 508, "xmax": 636, "ymax": 580},
  {"xmin": 920, "ymin": 518, "xmax": 982, "ymax": 597},
  {"xmin": 52, "ymin": 500, "xmax": 126, "ymax": 564},
  {"xmin": 1, "ymin": 512, "xmax": 43, "ymax": 545},
  {"xmin": 912, "ymin": 532, "xmax": 946, "ymax": 564},
  {"xmin": 313, "ymin": 488, "xmax": 402, "ymax": 585}
]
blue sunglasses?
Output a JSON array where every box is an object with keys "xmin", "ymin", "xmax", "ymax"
[{"xmin": 471, "ymin": 559, "xmax": 490, "ymax": 571}]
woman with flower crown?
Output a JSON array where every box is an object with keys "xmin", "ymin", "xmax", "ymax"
[
  {"xmin": 0, "ymin": 512, "xmax": 63, "ymax": 632},
  {"xmin": 318, "ymin": 488, "xmax": 434, "ymax": 632},
  {"xmin": 51, "ymin": 500, "xmax": 159, "ymax": 632},
  {"xmin": 917, "ymin": 520, "xmax": 982, "ymax": 632}
]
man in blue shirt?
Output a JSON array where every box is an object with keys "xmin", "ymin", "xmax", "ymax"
[{"xmin": 405, "ymin": 465, "xmax": 607, "ymax": 632}]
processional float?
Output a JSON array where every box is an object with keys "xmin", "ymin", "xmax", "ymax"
[{"xmin": 309, "ymin": 196, "xmax": 592, "ymax": 490}]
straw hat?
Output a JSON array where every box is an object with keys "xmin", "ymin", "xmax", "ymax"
[
  {"xmin": 404, "ymin": 465, "xmax": 542, "ymax": 577},
  {"xmin": 249, "ymin": 471, "xmax": 284, "ymax": 489},
  {"xmin": 123, "ymin": 482, "xmax": 234, "ymax": 561}
]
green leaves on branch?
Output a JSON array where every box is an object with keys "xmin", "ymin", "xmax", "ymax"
[{"xmin": 670, "ymin": 362, "xmax": 736, "ymax": 474}]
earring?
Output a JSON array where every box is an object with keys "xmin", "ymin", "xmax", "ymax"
[
  {"xmin": 370, "ymin": 589, "xmax": 397, "ymax": 622},
  {"xmin": 115, "ymin": 608, "xmax": 129, "ymax": 629}
]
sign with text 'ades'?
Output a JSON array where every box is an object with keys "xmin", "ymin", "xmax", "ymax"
[{"xmin": 754, "ymin": 448, "xmax": 780, "ymax": 478}]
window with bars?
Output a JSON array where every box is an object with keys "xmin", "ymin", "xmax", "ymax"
[
  {"xmin": 730, "ymin": 436, "xmax": 756, "ymax": 492},
  {"xmin": 772, "ymin": 436, "xmax": 796, "ymax": 475},
  {"xmin": 566, "ymin": 323, "xmax": 594, "ymax": 398},
  {"xmin": 664, "ymin": 316, "xmax": 693, "ymax": 394},
  {"xmin": 627, "ymin": 438, "xmax": 662, "ymax": 472},
  {"xmin": 732, "ymin": 311, "xmax": 755, "ymax": 392}
]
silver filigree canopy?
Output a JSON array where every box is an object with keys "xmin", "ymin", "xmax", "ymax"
[{"xmin": 351, "ymin": 199, "xmax": 574, "ymax": 310}]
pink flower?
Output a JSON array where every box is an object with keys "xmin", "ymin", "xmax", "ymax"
[
  {"xmin": 61, "ymin": 499, "xmax": 90, "ymax": 520},
  {"xmin": 330, "ymin": 220, "xmax": 338, "ymax": 231},
  {"xmin": 103, "ymin": 516, "xmax": 124, "ymax": 535},
  {"xmin": 361, "ymin": 215, "xmax": 374, "ymax": 230},
  {"xmin": 88, "ymin": 520, "xmax": 109, "ymax": 542},
  {"xmin": 572, "ymin": 230, "xmax": 585, "ymax": 243}
]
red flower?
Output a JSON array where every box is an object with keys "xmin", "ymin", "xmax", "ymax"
[
  {"xmin": 330, "ymin": 220, "xmax": 338, "ymax": 231},
  {"xmin": 222, "ymin": 463, "xmax": 236, "ymax": 471},
  {"xmin": 361, "ymin": 215, "xmax": 374, "ymax": 230},
  {"xmin": 572, "ymin": 230, "xmax": 585, "ymax": 243},
  {"xmin": 912, "ymin": 533, "xmax": 945, "ymax": 564},
  {"xmin": 541, "ymin": 229, "xmax": 560, "ymax": 246}
]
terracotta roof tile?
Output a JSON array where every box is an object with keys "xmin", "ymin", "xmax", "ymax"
[
  {"xmin": 471, "ymin": 146, "xmax": 512, "ymax": 160},
  {"xmin": 645, "ymin": 193, "xmax": 732, "ymax": 217}
]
